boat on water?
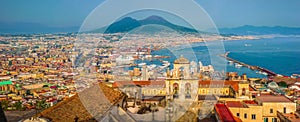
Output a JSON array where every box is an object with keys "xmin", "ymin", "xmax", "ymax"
[
  {"xmin": 261, "ymin": 72, "xmax": 268, "ymax": 76},
  {"xmin": 138, "ymin": 63, "xmax": 146, "ymax": 67},
  {"xmin": 291, "ymin": 74, "xmax": 300, "ymax": 78},
  {"xmin": 116, "ymin": 55, "xmax": 134, "ymax": 65},
  {"xmin": 235, "ymin": 63, "xmax": 243, "ymax": 68},
  {"xmin": 244, "ymin": 44, "xmax": 252, "ymax": 47},
  {"xmin": 256, "ymin": 71, "xmax": 268, "ymax": 76},
  {"xmin": 228, "ymin": 61, "xmax": 234, "ymax": 65},
  {"xmin": 162, "ymin": 61, "xmax": 170, "ymax": 66}
]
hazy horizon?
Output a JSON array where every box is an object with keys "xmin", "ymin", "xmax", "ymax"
[{"xmin": 1, "ymin": 0, "xmax": 300, "ymax": 33}]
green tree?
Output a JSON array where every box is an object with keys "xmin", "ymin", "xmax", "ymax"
[
  {"xmin": 1, "ymin": 100, "xmax": 9, "ymax": 111},
  {"xmin": 278, "ymin": 81, "xmax": 288, "ymax": 88},
  {"xmin": 13, "ymin": 101, "xmax": 23, "ymax": 111},
  {"xmin": 36, "ymin": 99, "xmax": 49, "ymax": 111},
  {"xmin": 34, "ymin": 99, "xmax": 49, "ymax": 118}
]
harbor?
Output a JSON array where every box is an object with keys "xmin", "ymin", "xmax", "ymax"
[{"xmin": 220, "ymin": 52, "xmax": 277, "ymax": 77}]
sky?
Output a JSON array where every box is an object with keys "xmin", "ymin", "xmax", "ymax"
[{"xmin": 0, "ymin": 0, "xmax": 300, "ymax": 32}]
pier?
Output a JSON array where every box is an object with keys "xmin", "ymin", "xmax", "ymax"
[{"xmin": 220, "ymin": 52, "xmax": 277, "ymax": 77}]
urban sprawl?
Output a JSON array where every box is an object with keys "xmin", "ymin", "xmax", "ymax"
[{"xmin": 0, "ymin": 33, "xmax": 300, "ymax": 122}]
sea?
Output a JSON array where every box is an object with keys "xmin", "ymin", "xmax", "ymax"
[{"xmin": 135, "ymin": 36, "xmax": 300, "ymax": 78}]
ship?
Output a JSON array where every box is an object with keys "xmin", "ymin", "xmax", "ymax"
[
  {"xmin": 244, "ymin": 44, "xmax": 252, "ymax": 47},
  {"xmin": 138, "ymin": 63, "xmax": 146, "ymax": 67},
  {"xmin": 235, "ymin": 63, "xmax": 243, "ymax": 68}
]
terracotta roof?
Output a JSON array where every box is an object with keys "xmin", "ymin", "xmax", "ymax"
[
  {"xmin": 199, "ymin": 80, "xmax": 240, "ymax": 91},
  {"xmin": 234, "ymin": 116, "xmax": 243, "ymax": 122},
  {"xmin": 243, "ymin": 100, "xmax": 258, "ymax": 105},
  {"xmin": 278, "ymin": 112, "xmax": 300, "ymax": 122},
  {"xmin": 226, "ymin": 101, "xmax": 245, "ymax": 108},
  {"xmin": 256, "ymin": 95, "xmax": 293, "ymax": 103},
  {"xmin": 38, "ymin": 83, "xmax": 124, "ymax": 122},
  {"xmin": 215, "ymin": 104, "xmax": 236, "ymax": 122}
]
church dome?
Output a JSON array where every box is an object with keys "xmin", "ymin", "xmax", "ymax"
[
  {"xmin": 174, "ymin": 55, "xmax": 189, "ymax": 64},
  {"xmin": 267, "ymin": 81, "xmax": 279, "ymax": 89}
]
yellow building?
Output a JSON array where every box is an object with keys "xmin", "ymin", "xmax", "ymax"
[
  {"xmin": 226, "ymin": 95, "xmax": 296, "ymax": 122},
  {"xmin": 226, "ymin": 101, "xmax": 263, "ymax": 122},
  {"xmin": 256, "ymin": 95, "xmax": 296, "ymax": 122}
]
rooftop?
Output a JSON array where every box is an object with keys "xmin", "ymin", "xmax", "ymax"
[
  {"xmin": 226, "ymin": 101, "xmax": 246, "ymax": 108},
  {"xmin": 278, "ymin": 111, "xmax": 300, "ymax": 122},
  {"xmin": 214, "ymin": 104, "xmax": 236, "ymax": 122},
  {"xmin": 38, "ymin": 83, "xmax": 124, "ymax": 121},
  {"xmin": 174, "ymin": 55, "xmax": 189, "ymax": 64},
  {"xmin": 256, "ymin": 95, "xmax": 292, "ymax": 103}
]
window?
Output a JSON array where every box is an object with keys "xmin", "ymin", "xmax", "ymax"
[
  {"xmin": 236, "ymin": 113, "xmax": 240, "ymax": 117},
  {"xmin": 270, "ymin": 108, "xmax": 273, "ymax": 113},
  {"xmin": 284, "ymin": 107, "xmax": 286, "ymax": 113},
  {"xmin": 244, "ymin": 113, "xmax": 247, "ymax": 119},
  {"xmin": 264, "ymin": 117, "xmax": 268, "ymax": 122},
  {"xmin": 252, "ymin": 114, "xmax": 256, "ymax": 120},
  {"xmin": 242, "ymin": 88, "xmax": 246, "ymax": 96},
  {"xmin": 272, "ymin": 118, "xmax": 277, "ymax": 122},
  {"xmin": 185, "ymin": 83, "xmax": 191, "ymax": 98}
]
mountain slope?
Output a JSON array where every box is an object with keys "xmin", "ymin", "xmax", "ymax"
[
  {"xmin": 104, "ymin": 17, "xmax": 142, "ymax": 33},
  {"xmin": 101, "ymin": 15, "xmax": 197, "ymax": 34}
]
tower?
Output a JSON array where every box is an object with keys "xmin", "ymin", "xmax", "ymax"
[
  {"xmin": 173, "ymin": 55, "xmax": 190, "ymax": 79},
  {"xmin": 166, "ymin": 56, "xmax": 199, "ymax": 101},
  {"xmin": 238, "ymin": 81, "xmax": 250, "ymax": 97},
  {"xmin": 141, "ymin": 65, "xmax": 148, "ymax": 80}
]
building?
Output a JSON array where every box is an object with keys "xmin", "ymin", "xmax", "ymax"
[
  {"xmin": 214, "ymin": 103, "xmax": 241, "ymax": 122},
  {"xmin": 113, "ymin": 56, "xmax": 256, "ymax": 121},
  {"xmin": 34, "ymin": 83, "xmax": 126, "ymax": 121},
  {"xmin": 224, "ymin": 95, "xmax": 296, "ymax": 122}
]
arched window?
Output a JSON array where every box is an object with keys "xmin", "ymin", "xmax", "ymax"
[
  {"xmin": 185, "ymin": 83, "xmax": 191, "ymax": 98},
  {"xmin": 173, "ymin": 83, "xmax": 179, "ymax": 98}
]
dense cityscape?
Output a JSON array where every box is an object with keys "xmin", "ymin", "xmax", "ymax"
[
  {"xmin": 1, "ymin": 1, "xmax": 300, "ymax": 122},
  {"xmin": 0, "ymin": 32, "xmax": 299, "ymax": 122}
]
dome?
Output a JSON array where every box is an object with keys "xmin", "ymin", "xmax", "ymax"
[
  {"xmin": 267, "ymin": 81, "xmax": 279, "ymax": 89},
  {"xmin": 174, "ymin": 55, "xmax": 189, "ymax": 64}
]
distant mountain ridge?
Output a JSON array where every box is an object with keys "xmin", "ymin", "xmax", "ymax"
[
  {"xmin": 1, "ymin": 18, "xmax": 300, "ymax": 35},
  {"xmin": 0, "ymin": 22, "xmax": 79, "ymax": 34},
  {"xmin": 97, "ymin": 15, "xmax": 198, "ymax": 33},
  {"xmin": 219, "ymin": 25, "xmax": 300, "ymax": 35}
]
